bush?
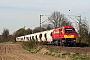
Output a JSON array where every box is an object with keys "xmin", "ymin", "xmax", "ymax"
[
  {"xmin": 0, "ymin": 40, "xmax": 7, "ymax": 43},
  {"xmin": 23, "ymin": 40, "xmax": 38, "ymax": 49}
]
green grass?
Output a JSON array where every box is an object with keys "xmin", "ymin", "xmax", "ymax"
[
  {"xmin": 71, "ymin": 53, "xmax": 90, "ymax": 60},
  {"xmin": 22, "ymin": 41, "xmax": 90, "ymax": 60},
  {"xmin": 0, "ymin": 40, "xmax": 7, "ymax": 43},
  {"xmin": 22, "ymin": 40, "xmax": 39, "ymax": 53},
  {"xmin": 48, "ymin": 48, "xmax": 60, "ymax": 53},
  {"xmin": 62, "ymin": 52, "xmax": 70, "ymax": 58},
  {"xmin": 43, "ymin": 48, "xmax": 90, "ymax": 60}
]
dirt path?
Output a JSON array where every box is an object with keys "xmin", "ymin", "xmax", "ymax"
[{"xmin": 0, "ymin": 43, "xmax": 65, "ymax": 60}]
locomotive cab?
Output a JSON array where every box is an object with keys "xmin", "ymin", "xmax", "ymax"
[
  {"xmin": 63, "ymin": 28, "xmax": 76, "ymax": 46},
  {"xmin": 52, "ymin": 26, "xmax": 76, "ymax": 46}
]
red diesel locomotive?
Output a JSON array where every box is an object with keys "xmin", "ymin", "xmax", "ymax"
[{"xmin": 52, "ymin": 26, "xmax": 76, "ymax": 46}]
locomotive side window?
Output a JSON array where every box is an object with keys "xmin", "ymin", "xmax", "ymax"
[
  {"xmin": 73, "ymin": 28, "xmax": 76, "ymax": 33},
  {"xmin": 65, "ymin": 28, "xmax": 73, "ymax": 33},
  {"xmin": 39, "ymin": 34, "xmax": 42, "ymax": 39}
]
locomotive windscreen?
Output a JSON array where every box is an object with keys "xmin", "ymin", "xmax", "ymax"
[{"xmin": 65, "ymin": 28, "xmax": 73, "ymax": 33}]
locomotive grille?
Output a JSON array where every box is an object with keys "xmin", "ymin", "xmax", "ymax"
[{"xmin": 65, "ymin": 38, "xmax": 74, "ymax": 43}]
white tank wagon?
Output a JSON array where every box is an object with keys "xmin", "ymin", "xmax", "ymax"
[
  {"xmin": 16, "ymin": 36, "xmax": 25, "ymax": 41},
  {"xmin": 16, "ymin": 29, "xmax": 54, "ymax": 44},
  {"xmin": 46, "ymin": 29, "xmax": 54, "ymax": 43}
]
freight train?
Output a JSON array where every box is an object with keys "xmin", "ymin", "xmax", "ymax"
[{"xmin": 16, "ymin": 26, "xmax": 76, "ymax": 46}]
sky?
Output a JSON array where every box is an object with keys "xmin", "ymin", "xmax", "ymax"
[{"xmin": 0, "ymin": 0, "xmax": 90, "ymax": 34}]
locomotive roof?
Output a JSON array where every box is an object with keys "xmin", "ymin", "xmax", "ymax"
[{"xmin": 54, "ymin": 26, "xmax": 74, "ymax": 30}]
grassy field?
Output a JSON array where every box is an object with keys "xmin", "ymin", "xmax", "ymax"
[{"xmin": 22, "ymin": 40, "xmax": 90, "ymax": 60}]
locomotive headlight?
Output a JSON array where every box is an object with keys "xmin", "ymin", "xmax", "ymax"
[
  {"xmin": 62, "ymin": 40, "xmax": 65, "ymax": 42},
  {"xmin": 74, "ymin": 40, "xmax": 76, "ymax": 42}
]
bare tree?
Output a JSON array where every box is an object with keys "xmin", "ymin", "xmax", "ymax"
[
  {"xmin": 15, "ymin": 28, "xmax": 25, "ymax": 37},
  {"xmin": 2, "ymin": 28, "xmax": 9, "ymax": 41},
  {"xmin": 25, "ymin": 28, "xmax": 32, "ymax": 35},
  {"xmin": 48, "ymin": 11, "xmax": 71, "ymax": 28},
  {"xmin": 87, "ymin": 32, "xmax": 90, "ymax": 45},
  {"xmin": 33, "ymin": 27, "xmax": 46, "ymax": 33},
  {"xmin": 77, "ymin": 17, "xmax": 89, "ymax": 44},
  {"xmin": 12, "ymin": 32, "xmax": 17, "ymax": 42},
  {"xmin": 33, "ymin": 27, "xmax": 41, "ymax": 33},
  {"xmin": 42, "ymin": 24, "xmax": 53, "ymax": 30}
]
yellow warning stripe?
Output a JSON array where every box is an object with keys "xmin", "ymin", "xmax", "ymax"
[{"xmin": 64, "ymin": 35, "xmax": 74, "ymax": 38}]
